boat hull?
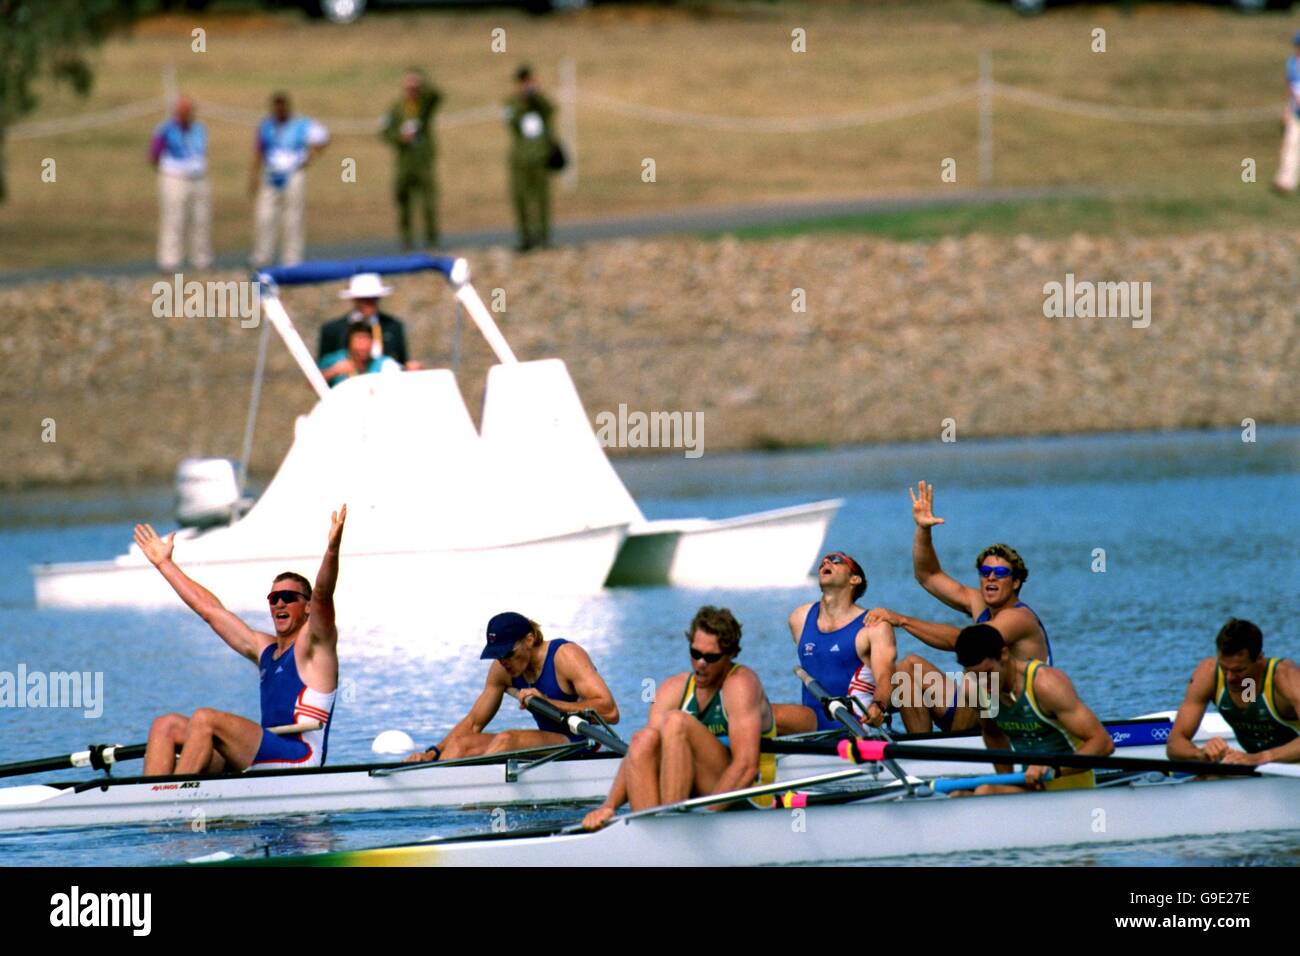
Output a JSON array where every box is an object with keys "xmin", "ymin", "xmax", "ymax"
[
  {"xmin": 303, "ymin": 776, "xmax": 1300, "ymax": 867},
  {"xmin": 606, "ymin": 499, "xmax": 843, "ymax": 587},
  {"xmin": 0, "ymin": 717, "xmax": 1221, "ymax": 832},
  {"xmin": 32, "ymin": 524, "xmax": 626, "ymax": 611}
]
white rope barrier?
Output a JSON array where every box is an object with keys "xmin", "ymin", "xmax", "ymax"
[
  {"xmin": 7, "ymin": 81, "xmax": 1284, "ymax": 142},
  {"xmin": 8, "ymin": 96, "xmax": 166, "ymax": 141},
  {"xmin": 992, "ymin": 82, "xmax": 1280, "ymax": 126}
]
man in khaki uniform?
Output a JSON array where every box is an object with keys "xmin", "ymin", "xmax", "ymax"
[
  {"xmin": 504, "ymin": 65, "xmax": 556, "ymax": 252},
  {"xmin": 382, "ymin": 69, "xmax": 442, "ymax": 249}
]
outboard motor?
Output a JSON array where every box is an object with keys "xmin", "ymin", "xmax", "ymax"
[{"xmin": 175, "ymin": 457, "xmax": 244, "ymax": 528}]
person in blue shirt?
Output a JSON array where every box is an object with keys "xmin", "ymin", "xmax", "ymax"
[
  {"xmin": 249, "ymin": 91, "xmax": 329, "ymax": 267},
  {"xmin": 403, "ymin": 612, "xmax": 619, "ymax": 763},
  {"xmin": 149, "ymin": 96, "xmax": 212, "ymax": 270},
  {"xmin": 318, "ymin": 324, "xmax": 402, "ymax": 387},
  {"xmin": 1274, "ymin": 33, "xmax": 1300, "ymax": 194}
]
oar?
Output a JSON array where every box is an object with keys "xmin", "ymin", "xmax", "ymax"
[
  {"xmin": 834, "ymin": 738, "xmax": 1300, "ymax": 778},
  {"xmin": 0, "ymin": 743, "xmax": 147, "ymax": 780},
  {"xmin": 793, "ymin": 666, "xmax": 917, "ymax": 795},
  {"xmin": 505, "ymin": 689, "xmax": 628, "ymax": 755},
  {"xmin": 0, "ymin": 720, "xmax": 325, "ymax": 781},
  {"xmin": 928, "ymin": 770, "xmax": 1051, "ymax": 794}
]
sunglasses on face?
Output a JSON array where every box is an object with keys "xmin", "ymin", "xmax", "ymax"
[
  {"xmin": 689, "ymin": 647, "xmax": 727, "ymax": 664},
  {"xmin": 267, "ymin": 590, "xmax": 307, "ymax": 605},
  {"xmin": 823, "ymin": 554, "xmax": 848, "ymax": 565},
  {"xmin": 978, "ymin": 565, "xmax": 1013, "ymax": 579}
]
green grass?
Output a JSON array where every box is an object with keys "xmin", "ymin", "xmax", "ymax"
[{"xmin": 715, "ymin": 192, "xmax": 1298, "ymax": 241}]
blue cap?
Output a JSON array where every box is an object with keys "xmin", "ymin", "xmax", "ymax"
[{"xmin": 480, "ymin": 612, "xmax": 533, "ymax": 660}]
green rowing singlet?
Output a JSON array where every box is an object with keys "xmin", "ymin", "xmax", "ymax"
[
  {"xmin": 1215, "ymin": 658, "xmax": 1300, "ymax": 754},
  {"xmin": 995, "ymin": 660, "xmax": 1079, "ymax": 755}
]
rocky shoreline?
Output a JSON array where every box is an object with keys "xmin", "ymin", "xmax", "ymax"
[{"xmin": 4, "ymin": 230, "xmax": 1295, "ymax": 489}]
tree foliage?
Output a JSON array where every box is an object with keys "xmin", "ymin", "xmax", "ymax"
[{"xmin": 0, "ymin": 0, "xmax": 141, "ymax": 203}]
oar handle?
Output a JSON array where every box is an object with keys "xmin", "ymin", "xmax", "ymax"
[
  {"xmin": 794, "ymin": 666, "xmax": 866, "ymax": 737},
  {"xmin": 505, "ymin": 689, "xmax": 628, "ymax": 755},
  {"xmin": 836, "ymin": 739, "xmax": 1263, "ymax": 777},
  {"xmin": 267, "ymin": 720, "xmax": 323, "ymax": 735},
  {"xmin": 929, "ymin": 770, "xmax": 1052, "ymax": 794}
]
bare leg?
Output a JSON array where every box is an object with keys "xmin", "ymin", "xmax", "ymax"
[
  {"xmin": 772, "ymin": 703, "xmax": 818, "ymax": 735},
  {"xmin": 658, "ymin": 710, "xmax": 730, "ymax": 805},
  {"xmin": 624, "ymin": 727, "xmax": 664, "ymax": 811},
  {"xmin": 174, "ymin": 708, "xmax": 263, "ymax": 775},
  {"xmin": 143, "ymin": 713, "xmax": 189, "ymax": 776},
  {"xmin": 483, "ymin": 729, "xmax": 570, "ymax": 755},
  {"xmin": 894, "ymin": 654, "xmax": 980, "ymax": 733}
]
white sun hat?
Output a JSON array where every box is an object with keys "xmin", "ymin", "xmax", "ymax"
[{"xmin": 338, "ymin": 272, "xmax": 394, "ymax": 299}]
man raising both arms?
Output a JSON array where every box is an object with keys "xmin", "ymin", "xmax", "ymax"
[
  {"xmin": 582, "ymin": 606, "xmax": 777, "ymax": 831},
  {"xmin": 139, "ymin": 506, "xmax": 346, "ymax": 775},
  {"xmin": 772, "ymin": 551, "xmax": 896, "ymax": 734},
  {"xmin": 1167, "ymin": 618, "xmax": 1300, "ymax": 766},
  {"xmin": 404, "ymin": 612, "xmax": 619, "ymax": 762},
  {"xmin": 869, "ymin": 481, "xmax": 1053, "ymax": 733}
]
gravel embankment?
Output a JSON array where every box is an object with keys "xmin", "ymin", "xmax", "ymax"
[{"xmin": 3, "ymin": 231, "xmax": 1295, "ymax": 488}]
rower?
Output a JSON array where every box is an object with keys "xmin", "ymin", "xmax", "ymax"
[
  {"xmin": 404, "ymin": 612, "xmax": 619, "ymax": 762},
  {"xmin": 955, "ymin": 623, "xmax": 1112, "ymax": 793},
  {"xmin": 771, "ymin": 551, "xmax": 896, "ymax": 734},
  {"xmin": 1167, "ymin": 618, "xmax": 1300, "ymax": 766},
  {"xmin": 870, "ymin": 480, "xmax": 1053, "ymax": 733},
  {"xmin": 582, "ymin": 606, "xmax": 777, "ymax": 830},
  {"xmin": 138, "ymin": 506, "xmax": 346, "ymax": 776}
]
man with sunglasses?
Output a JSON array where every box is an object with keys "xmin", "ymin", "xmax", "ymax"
[
  {"xmin": 772, "ymin": 551, "xmax": 896, "ymax": 735},
  {"xmin": 581, "ymin": 606, "xmax": 776, "ymax": 830},
  {"xmin": 403, "ymin": 612, "xmax": 619, "ymax": 762},
  {"xmin": 868, "ymin": 481, "xmax": 1052, "ymax": 733},
  {"xmin": 135, "ymin": 506, "xmax": 346, "ymax": 775}
]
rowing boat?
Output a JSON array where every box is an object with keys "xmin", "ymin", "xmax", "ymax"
[
  {"xmin": 0, "ymin": 713, "xmax": 1226, "ymax": 832},
  {"xmin": 282, "ymin": 773, "xmax": 1298, "ymax": 868}
]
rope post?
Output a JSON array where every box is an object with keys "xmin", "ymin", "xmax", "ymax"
[
  {"xmin": 452, "ymin": 301, "xmax": 463, "ymax": 374},
  {"xmin": 978, "ymin": 52, "xmax": 993, "ymax": 186},
  {"xmin": 559, "ymin": 57, "xmax": 578, "ymax": 192}
]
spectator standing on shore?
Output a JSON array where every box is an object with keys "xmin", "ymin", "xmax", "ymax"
[
  {"xmin": 318, "ymin": 273, "xmax": 420, "ymax": 370},
  {"xmin": 381, "ymin": 69, "xmax": 442, "ymax": 250},
  {"xmin": 250, "ymin": 92, "xmax": 329, "ymax": 267},
  {"xmin": 150, "ymin": 95, "xmax": 212, "ymax": 271},
  {"xmin": 504, "ymin": 65, "xmax": 557, "ymax": 252},
  {"xmin": 1273, "ymin": 32, "xmax": 1300, "ymax": 195}
]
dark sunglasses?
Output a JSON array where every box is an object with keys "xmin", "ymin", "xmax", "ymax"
[
  {"xmin": 978, "ymin": 565, "xmax": 1013, "ymax": 579},
  {"xmin": 823, "ymin": 553, "xmax": 849, "ymax": 565},
  {"xmin": 689, "ymin": 647, "xmax": 726, "ymax": 664},
  {"xmin": 267, "ymin": 590, "xmax": 307, "ymax": 605}
]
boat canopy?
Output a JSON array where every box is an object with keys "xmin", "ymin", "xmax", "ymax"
[{"xmin": 257, "ymin": 254, "xmax": 466, "ymax": 288}]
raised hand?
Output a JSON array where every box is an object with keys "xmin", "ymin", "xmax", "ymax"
[
  {"xmin": 327, "ymin": 504, "xmax": 347, "ymax": 551},
  {"xmin": 909, "ymin": 480, "xmax": 946, "ymax": 529},
  {"xmin": 133, "ymin": 523, "xmax": 175, "ymax": 567}
]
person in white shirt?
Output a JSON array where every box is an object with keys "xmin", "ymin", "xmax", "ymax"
[{"xmin": 150, "ymin": 96, "xmax": 212, "ymax": 271}]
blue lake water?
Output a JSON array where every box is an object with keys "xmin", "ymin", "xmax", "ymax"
[{"xmin": 1, "ymin": 427, "xmax": 1297, "ymax": 865}]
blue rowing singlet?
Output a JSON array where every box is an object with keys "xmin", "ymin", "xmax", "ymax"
[
  {"xmin": 512, "ymin": 639, "xmax": 582, "ymax": 741},
  {"xmin": 252, "ymin": 642, "xmax": 335, "ymax": 768},
  {"xmin": 797, "ymin": 606, "xmax": 867, "ymax": 731},
  {"xmin": 977, "ymin": 601, "xmax": 1053, "ymax": 666}
]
